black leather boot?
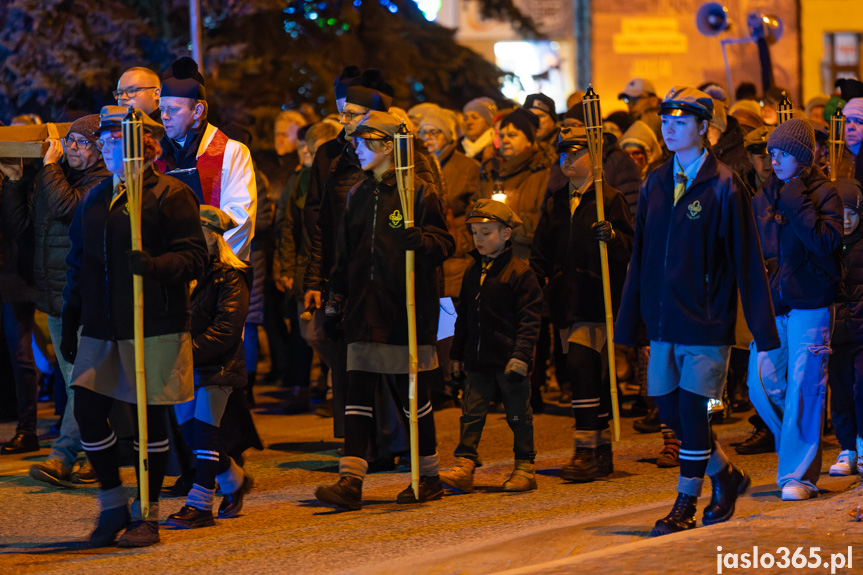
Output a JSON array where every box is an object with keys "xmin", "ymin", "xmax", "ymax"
[
  {"xmin": 735, "ymin": 415, "xmax": 775, "ymax": 454},
  {"xmin": 88, "ymin": 506, "xmax": 131, "ymax": 548},
  {"xmin": 561, "ymin": 446, "xmax": 612, "ymax": 482},
  {"xmin": 703, "ymin": 464, "xmax": 750, "ymax": 525},
  {"xmin": 166, "ymin": 505, "xmax": 216, "ymax": 529},
  {"xmin": 315, "ymin": 476, "xmax": 363, "ymax": 510},
  {"xmin": 396, "ymin": 475, "xmax": 444, "ymax": 503},
  {"xmin": 651, "ymin": 492, "xmax": 697, "ymax": 536}
]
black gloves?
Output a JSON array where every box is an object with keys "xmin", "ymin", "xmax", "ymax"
[
  {"xmin": 400, "ymin": 226, "xmax": 423, "ymax": 251},
  {"xmin": 128, "ymin": 250, "xmax": 156, "ymax": 276},
  {"xmin": 60, "ymin": 304, "xmax": 81, "ymax": 364},
  {"xmin": 591, "ymin": 220, "xmax": 615, "ymax": 243}
]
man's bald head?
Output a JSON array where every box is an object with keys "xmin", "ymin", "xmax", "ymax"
[{"xmin": 116, "ymin": 67, "xmax": 161, "ymax": 114}]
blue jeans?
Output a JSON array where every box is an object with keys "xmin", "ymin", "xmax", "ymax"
[
  {"xmin": 748, "ymin": 307, "xmax": 832, "ymax": 493},
  {"xmin": 46, "ymin": 314, "xmax": 81, "ymax": 467}
]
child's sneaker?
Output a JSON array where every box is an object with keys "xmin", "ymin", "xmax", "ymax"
[
  {"xmin": 439, "ymin": 457, "xmax": 476, "ymax": 493},
  {"xmin": 829, "ymin": 450, "xmax": 857, "ymax": 476}
]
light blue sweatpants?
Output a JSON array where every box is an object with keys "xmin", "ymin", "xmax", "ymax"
[{"xmin": 748, "ymin": 307, "xmax": 832, "ymax": 494}]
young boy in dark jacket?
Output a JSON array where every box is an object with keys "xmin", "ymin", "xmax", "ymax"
[
  {"xmin": 828, "ymin": 179, "xmax": 863, "ymax": 477},
  {"xmin": 531, "ymin": 126, "xmax": 634, "ymax": 483},
  {"xmin": 441, "ymin": 199, "xmax": 543, "ymax": 492}
]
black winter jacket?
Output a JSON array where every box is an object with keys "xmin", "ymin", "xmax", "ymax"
[
  {"xmin": 190, "ymin": 257, "xmax": 250, "ymax": 388},
  {"xmin": 751, "ymin": 168, "xmax": 843, "ymax": 315},
  {"xmin": 713, "ymin": 116, "xmax": 755, "ymax": 194},
  {"xmin": 304, "ymin": 133, "xmax": 445, "ymax": 295},
  {"xmin": 615, "ymin": 151, "xmax": 780, "ymax": 350},
  {"xmin": 331, "ymin": 171, "xmax": 454, "ymax": 347},
  {"xmin": 0, "ymin": 170, "xmax": 36, "ymax": 297},
  {"xmin": 835, "ymin": 188, "xmax": 863, "ymax": 345},
  {"xmin": 23, "ymin": 162, "xmax": 110, "ymax": 315},
  {"xmin": 64, "ymin": 168, "xmax": 208, "ymax": 340},
  {"xmin": 531, "ymin": 180, "xmax": 634, "ymax": 327},
  {"xmin": 452, "ymin": 245, "xmax": 542, "ymax": 372}
]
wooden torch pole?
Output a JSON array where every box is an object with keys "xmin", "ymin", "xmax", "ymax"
[
  {"xmin": 394, "ymin": 124, "xmax": 420, "ymax": 498},
  {"xmin": 123, "ymin": 108, "xmax": 149, "ymax": 519},
  {"xmin": 582, "ymin": 86, "xmax": 621, "ymax": 442}
]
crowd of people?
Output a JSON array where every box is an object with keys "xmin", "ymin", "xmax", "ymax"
[{"xmin": 1, "ymin": 58, "xmax": 863, "ymax": 546}]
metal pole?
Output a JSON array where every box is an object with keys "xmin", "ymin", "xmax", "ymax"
[{"xmin": 190, "ymin": 0, "xmax": 203, "ymax": 73}]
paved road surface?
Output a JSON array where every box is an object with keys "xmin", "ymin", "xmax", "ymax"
[{"xmin": 1, "ymin": 386, "xmax": 861, "ymax": 574}]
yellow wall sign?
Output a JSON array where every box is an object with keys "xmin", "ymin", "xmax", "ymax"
[{"xmin": 613, "ymin": 18, "xmax": 688, "ymax": 54}]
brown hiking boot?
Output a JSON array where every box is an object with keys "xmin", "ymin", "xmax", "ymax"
[
  {"xmin": 502, "ymin": 460, "xmax": 537, "ymax": 492},
  {"xmin": 657, "ymin": 429, "xmax": 681, "ymax": 468},
  {"xmin": 315, "ymin": 476, "xmax": 363, "ymax": 510},
  {"xmin": 439, "ymin": 457, "xmax": 476, "ymax": 493},
  {"xmin": 561, "ymin": 444, "xmax": 613, "ymax": 482}
]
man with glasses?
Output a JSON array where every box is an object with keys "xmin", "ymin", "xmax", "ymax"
[
  {"xmin": 0, "ymin": 116, "xmax": 111, "ymax": 464},
  {"xmin": 618, "ymin": 78, "xmax": 662, "ymax": 139},
  {"xmin": 115, "ymin": 67, "xmax": 161, "ymax": 121}
]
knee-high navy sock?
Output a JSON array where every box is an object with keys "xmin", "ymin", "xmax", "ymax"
[
  {"xmin": 677, "ymin": 389, "xmax": 713, "ymax": 480},
  {"xmin": 394, "ymin": 372, "xmax": 437, "ymax": 456},
  {"xmin": 75, "ymin": 387, "xmax": 122, "ymax": 491},
  {"xmin": 568, "ymin": 344, "xmax": 603, "ymax": 430},
  {"xmin": 192, "ymin": 418, "xmax": 224, "ymax": 490},
  {"xmin": 132, "ymin": 404, "xmax": 170, "ymax": 503},
  {"xmin": 344, "ymin": 371, "xmax": 378, "ymax": 459}
]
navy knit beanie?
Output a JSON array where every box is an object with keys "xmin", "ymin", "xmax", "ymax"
[
  {"xmin": 767, "ymin": 118, "xmax": 815, "ymax": 167},
  {"xmin": 333, "ymin": 66, "xmax": 361, "ymax": 100}
]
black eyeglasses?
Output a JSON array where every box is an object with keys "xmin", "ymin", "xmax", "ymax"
[
  {"xmin": 339, "ymin": 110, "xmax": 365, "ymax": 122},
  {"xmin": 113, "ymin": 86, "xmax": 157, "ymax": 100},
  {"xmin": 63, "ymin": 136, "xmax": 94, "ymax": 150}
]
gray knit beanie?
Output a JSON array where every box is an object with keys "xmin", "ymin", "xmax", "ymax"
[
  {"xmin": 767, "ymin": 118, "xmax": 815, "ymax": 166},
  {"xmin": 463, "ymin": 97, "xmax": 497, "ymax": 128}
]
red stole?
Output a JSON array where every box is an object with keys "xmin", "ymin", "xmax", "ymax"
[{"xmin": 197, "ymin": 129, "xmax": 229, "ymax": 207}]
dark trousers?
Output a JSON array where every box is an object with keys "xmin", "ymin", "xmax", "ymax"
[
  {"xmin": 456, "ymin": 370, "xmax": 535, "ymax": 463},
  {"xmin": 326, "ymin": 334, "xmax": 348, "ymax": 438},
  {"xmin": 285, "ymin": 298, "xmax": 313, "ymax": 388},
  {"xmin": 344, "ymin": 370, "xmax": 436, "ymax": 459},
  {"xmin": 828, "ymin": 341, "xmax": 863, "ymax": 452},
  {"xmin": 2, "ymin": 302, "xmax": 37, "ymax": 434}
]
